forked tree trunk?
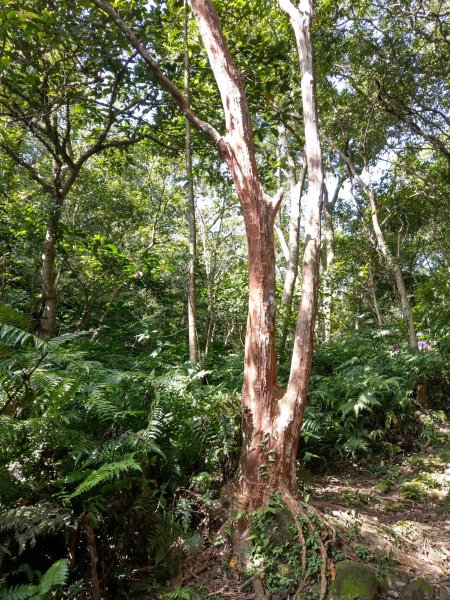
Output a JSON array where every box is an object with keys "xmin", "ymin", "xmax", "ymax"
[
  {"xmin": 188, "ymin": 0, "xmax": 282, "ymax": 514},
  {"xmin": 91, "ymin": 0, "xmax": 323, "ymax": 555},
  {"xmin": 184, "ymin": 0, "xmax": 199, "ymax": 365},
  {"xmin": 323, "ymin": 134, "xmax": 418, "ymax": 351}
]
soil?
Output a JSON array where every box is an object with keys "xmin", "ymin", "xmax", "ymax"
[{"xmin": 162, "ymin": 425, "xmax": 450, "ymax": 599}]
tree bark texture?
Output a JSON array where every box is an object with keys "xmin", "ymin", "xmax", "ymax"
[
  {"xmin": 279, "ymin": 127, "xmax": 307, "ymax": 357},
  {"xmin": 188, "ymin": 0, "xmax": 284, "ymax": 513},
  {"xmin": 277, "ymin": 0, "xmax": 324, "ymax": 487},
  {"xmin": 323, "ymin": 134, "xmax": 418, "ymax": 351},
  {"xmin": 184, "ymin": 1, "xmax": 199, "ymax": 366}
]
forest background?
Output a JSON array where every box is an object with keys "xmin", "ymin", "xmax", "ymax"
[{"xmin": 0, "ymin": 0, "xmax": 449, "ymax": 598}]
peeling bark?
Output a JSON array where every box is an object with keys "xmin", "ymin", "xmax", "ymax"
[
  {"xmin": 279, "ymin": 126, "xmax": 307, "ymax": 357},
  {"xmin": 277, "ymin": 0, "xmax": 324, "ymax": 489}
]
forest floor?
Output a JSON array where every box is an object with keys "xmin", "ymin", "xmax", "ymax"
[{"xmin": 166, "ymin": 424, "xmax": 450, "ymax": 600}]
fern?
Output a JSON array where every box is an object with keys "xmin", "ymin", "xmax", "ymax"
[
  {"xmin": 69, "ymin": 454, "xmax": 142, "ymax": 498},
  {"xmin": 0, "ymin": 503, "xmax": 69, "ymax": 554},
  {"xmin": 0, "ymin": 324, "xmax": 47, "ymax": 352},
  {"xmin": 0, "ymin": 307, "xmax": 30, "ymax": 331},
  {"xmin": 0, "ymin": 583, "xmax": 38, "ymax": 600},
  {"xmin": 0, "ymin": 559, "xmax": 68, "ymax": 600},
  {"xmin": 37, "ymin": 559, "xmax": 68, "ymax": 595}
]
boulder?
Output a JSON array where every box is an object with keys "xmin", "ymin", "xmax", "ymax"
[
  {"xmin": 329, "ymin": 560, "xmax": 379, "ymax": 600},
  {"xmin": 399, "ymin": 579, "xmax": 435, "ymax": 600}
]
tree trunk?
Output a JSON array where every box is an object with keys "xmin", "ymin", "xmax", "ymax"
[
  {"xmin": 91, "ymin": 0, "xmax": 323, "ymax": 558},
  {"xmin": 276, "ymin": 0, "xmax": 324, "ymax": 484},
  {"xmin": 184, "ymin": 1, "xmax": 199, "ymax": 366},
  {"xmin": 38, "ymin": 195, "xmax": 63, "ymax": 340},
  {"xmin": 322, "ymin": 188, "xmax": 334, "ymax": 342},
  {"xmin": 323, "ymin": 134, "xmax": 418, "ymax": 351},
  {"xmin": 322, "ymin": 178, "xmax": 344, "ymax": 341},
  {"xmin": 365, "ymin": 188, "xmax": 417, "ymax": 349},
  {"xmin": 189, "ymin": 0, "xmax": 323, "ymax": 516},
  {"xmin": 79, "ymin": 514, "xmax": 101, "ymax": 600},
  {"xmin": 368, "ymin": 260, "xmax": 383, "ymax": 325},
  {"xmin": 279, "ymin": 127, "xmax": 307, "ymax": 357}
]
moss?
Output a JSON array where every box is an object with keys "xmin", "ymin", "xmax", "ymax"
[
  {"xmin": 329, "ymin": 561, "xmax": 379, "ymax": 600},
  {"xmin": 386, "ymin": 501, "xmax": 403, "ymax": 512},
  {"xmin": 400, "ymin": 579, "xmax": 435, "ymax": 600},
  {"xmin": 376, "ymin": 479, "xmax": 392, "ymax": 493},
  {"xmin": 268, "ymin": 506, "xmax": 295, "ymax": 547}
]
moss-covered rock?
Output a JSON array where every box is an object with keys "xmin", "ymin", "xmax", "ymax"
[
  {"xmin": 399, "ymin": 579, "xmax": 435, "ymax": 600},
  {"xmin": 268, "ymin": 506, "xmax": 295, "ymax": 547},
  {"xmin": 329, "ymin": 560, "xmax": 379, "ymax": 600}
]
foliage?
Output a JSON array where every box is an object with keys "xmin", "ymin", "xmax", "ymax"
[
  {"xmin": 0, "ymin": 310, "xmax": 240, "ymax": 596},
  {"xmin": 0, "ymin": 559, "xmax": 68, "ymax": 600},
  {"xmin": 246, "ymin": 493, "xmax": 325, "ymax": 596},
  {"xmin": 0, "ymin": 0, "xmax": 449, "ymax": 595},
  {"xmin": 302, "ymin": 332, "xmax": 449, "ymax": 462}
]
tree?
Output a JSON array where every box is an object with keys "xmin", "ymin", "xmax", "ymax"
[
  {"xmin": 88, "ymin": 0, "xmax": 324, "ymax": 559},
  {"xmin": 276, "ymin": 126, "xmax": 307, "ymax": 357},
  {"xmin": 322, "ymin": 176, "xmax": 345, "ymax": 341},
  {"xmin": 323, "ymin": 133, "xmax": 418, "ymax": 351},
  {"xmin": 0, "ymin": 2, "xmax": 156, "ymax": 339},
  {"xmin": 184, "ymin": 0, "xmax": 199, "ymax": 365}
]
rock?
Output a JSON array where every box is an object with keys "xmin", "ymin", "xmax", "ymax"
[
  {"xmin": 268, "ymin": 506, "xmax": 295, "ymax": 547},
  {"xmin": 399, "ymin": 579, "xmax": 435, "ymax": 600},
  {"xmin": 388, "ymin": 591, "xmax": 400, "ymax": 598},
  {"xmin": 329, "ymin": 560, "xmax": 379, "ymax": 600}
]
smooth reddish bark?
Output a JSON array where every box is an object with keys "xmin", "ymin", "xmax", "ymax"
[{"xmin": 90, "ymin": 0, "xmax": 324, "ymax": 547}]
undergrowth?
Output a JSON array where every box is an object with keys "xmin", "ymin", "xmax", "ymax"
[{"xmin": 0, "ymin": 309, "xmax": 448, "ymax": 597}]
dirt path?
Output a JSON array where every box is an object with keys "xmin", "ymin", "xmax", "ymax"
[{"xmin": 311, "ymin": 426, "xmax": 450, "ymax": 588}]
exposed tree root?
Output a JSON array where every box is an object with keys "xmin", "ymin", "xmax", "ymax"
[
  {"xmin": 280, "ymin": 486, "xmax": 307, "ymax": 572},
  {"xmin": 280, "ymin": 485, "xmax": 333, "ymax": 600},
  {"xmin": 212, "ymin": 482, "xmax": 335, "ymax": 599}
]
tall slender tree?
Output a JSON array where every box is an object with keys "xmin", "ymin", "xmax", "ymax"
[
  {"xmin": 88, "ymin": 0, "xmax": 324, "ymax": 567},
  {"xmin": 184, "ymin": 0, "xmax": 199, "ymax": 365},
  {"xmin": 323, "ymin": 133, "xmax": 418, "ymax": 351}
]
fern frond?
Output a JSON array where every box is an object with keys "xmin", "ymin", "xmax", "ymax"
[
  {"xmin": 0, "ymin": 324, "xmax": 47, "ymax": 352},
  {"xmin": 38, "ymin": 559, "xmax": 68, "ymax": 595},
  {"xmin": 0, "ymin": 583, "xmax": 38, "ymax": 600},
  {"xmin": 0, "ymin": 306, "xmax": 30, "ymax": 331},
  {"xmin": 69, "ymin": 455, "xmax": 142, "ymax": 498}
]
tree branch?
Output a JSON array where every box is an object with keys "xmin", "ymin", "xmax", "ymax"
[{"xmin": 88, "ymin": 0, "xmax": 228, "ymax": 158}]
